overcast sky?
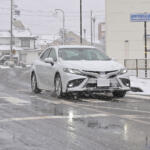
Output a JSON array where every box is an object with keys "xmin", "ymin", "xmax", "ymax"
[{"xmin": 0, "ymin": 0, "xmax": 105, "ymax": 40}]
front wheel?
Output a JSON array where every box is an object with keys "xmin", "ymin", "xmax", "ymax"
[
  {"xmin": 113, "ymin": 91, "xmax": 126, "ymax": 98},
  {"xmin": 31, "ymin": 73, "xmax": 41, "ymax": 93},
  {"xmin": 55, "ymin": 74, "xmax": 63, "ymax": 98}
]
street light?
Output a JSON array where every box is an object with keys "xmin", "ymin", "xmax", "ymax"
[{"xmin": 55, "ymin": 9, "xmax": 65, "ymax": 45}]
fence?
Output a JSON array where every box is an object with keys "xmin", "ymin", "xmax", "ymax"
[{"xmin": 124, "ymin": 59, "xmax": 150, "ymax": 78}]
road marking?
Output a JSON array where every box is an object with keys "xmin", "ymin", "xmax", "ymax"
[
  {"xmin": 0, "ymin": 113, "xmax": 109, "ymax": 123},
  {"xmin": 34, "ymin": 97, "xmax": 61, "ymax": 105},
  {"xmin": 81, "ymin": 99, "xmax": 108, "ymax": 103},
  {"xmin": 127, "ymin": 94, "xmax": 150, "ymax": 100},
  {"xmin": 78, "ymin": 103, "xmax": 150, "ymax": 114},
  {"xmin": 0, "ymin": 97, "xmax": 30, "ymax": 105},
  {"xmin": 128, "ymin": 118, "xmax": 150, "ymax": 125},
  {"xmin": 115, "ymin": 98, "xmax": 143, "ymax": 103},
  {"xmin": 29, "ymin": 96, "xmax": 150, "ymax": 125}
]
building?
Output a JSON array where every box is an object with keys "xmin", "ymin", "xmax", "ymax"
[
  {"xmin": 106, "ymin": 0, "xmax": 150, "ymax": 63},
  {"xmin": 98, "ymin": 22, "xmax": 105, "ymax": 41},
  {"xmin": 0, "ymin": 20, "xmax": 40, "ymax": 65},
  {"xmin": 50, "ymin": 31, "xmax": 90, "ymax": 46},
  {"xmin": 37, "ymin": 34, "xmax": 60, "ymax": 50}
]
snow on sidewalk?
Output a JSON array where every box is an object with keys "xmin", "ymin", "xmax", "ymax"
[{"xmin": 130, "ymin": 76, "xmax": 150, "ymax": 96}]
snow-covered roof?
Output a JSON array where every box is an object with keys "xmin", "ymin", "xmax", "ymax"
[
  {"xmin": 0, "ymin": 30, "xmax": 36, "ymax": 38},
  {"xmin": 0, "ymin": 31, "xmax": 10, "ymax": 38},
  {"xmin": 0, "ymin": 45, "xmax": 23, "ymax": 51},
  {"xmin": 13, "ymin": 30, "xmax": 36, "ymax": 38},
  {"xmin": 51, "ymin": 45, "xmax": 96, "ymax": 49},
  {"xmin": 37, "ymin": 34, "xmax": 60, "ymax": 45}
]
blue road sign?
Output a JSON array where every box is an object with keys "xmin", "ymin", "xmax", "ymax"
[{"xmin": 131, "ymin": 13, "xmax": 150, "ymax": 22}]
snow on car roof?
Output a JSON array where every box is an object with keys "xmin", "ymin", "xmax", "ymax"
[{"xmin": 52, "ymin": 45, "xmax": 96, "ymax": 49}]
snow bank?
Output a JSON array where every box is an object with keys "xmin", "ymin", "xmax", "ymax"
[{"xmin": 130, "ymin": 76, "xmax": 150, "ymax": 96}]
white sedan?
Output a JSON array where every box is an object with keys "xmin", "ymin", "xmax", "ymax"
[{"xmin": 31, "ymin": 45, "xmax": 130, "ymax": 98}]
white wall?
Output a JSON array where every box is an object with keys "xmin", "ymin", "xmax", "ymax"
[
  {"xmin": 106, "ymin": 0, "xmax": 150, "ymax": 63},
  {"xmin": 0, "ymin": 38, "xmax": 10, "ymax": 45},
  {"xmin": 30, "ymin": 40, "xmax": 35, "ymax": 49}
]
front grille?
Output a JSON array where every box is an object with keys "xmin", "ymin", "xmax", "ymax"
[
  {"xmin": 86, "ymin": 83, "xmax": 97, "ymax": 88},
  {"xmin": 83, "ymin": 70, "xmax": 118, "ymax": 75}
]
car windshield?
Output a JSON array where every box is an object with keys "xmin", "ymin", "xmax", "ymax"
[{"xmin": 58, "ymin": 48, "xmax": 111, "ymax": 61}]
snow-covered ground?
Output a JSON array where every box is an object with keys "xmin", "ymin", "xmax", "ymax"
[
  {"xmin": 128, "ymin": 70, "xmax": 150, "ymax": 96},
  {"xmin": 129, "ymin": 76, "xmax": 150, "ymax": 96},
  {"xmin": 0, "ymin": 65, "xmax": 10, "ymax": 69}
]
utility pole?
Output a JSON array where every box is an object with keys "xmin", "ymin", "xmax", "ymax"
[
  {"xmin": 144, "ymin": 21, "xmax": 147, "ymax": 78},
  {"xmin": 83, "ymin": 29, "xmax": 86, "ymax": 40},
  {"xmin": 93, "ymin": 17, "xmax": 96, "ymax": 43},
  {"xmin": 10, "ymin": 0, "xmax": 13, "ymax": 60},
  {"xmin": 90, "ymin": 10, "xmax": 93, "ymax": 45},
  {"xmin": 80, "ymin": 0, "xmax": 82, "ymax": 44}
]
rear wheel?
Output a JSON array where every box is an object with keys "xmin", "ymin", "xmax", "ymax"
[
  {"xmin": 113, "ymin": 91, "xmax": 126, "ymax": 98},
  {"xmin": 31, "ymin": 73, "xmax": 41, "ymax": 93},
  {"xmin": 55, "ymin": 74, "xmax": 63, "ymax": 98}
]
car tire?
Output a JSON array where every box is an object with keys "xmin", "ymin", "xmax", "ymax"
[
  {"xmin": 55, "ymin": 74, "xmax": 63, "ymax": 98},
  {"xmin": 113, "ymin": 91, "xmax": 126, "ymax": 98},
  {"xmin": 31, "ymin": 73, "xmax": 41, "ymax": 93}
]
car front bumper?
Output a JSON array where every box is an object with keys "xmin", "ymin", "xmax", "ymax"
[{"xmin": 62, "ymin": 72, "xmax": 130, "ymax": 93}]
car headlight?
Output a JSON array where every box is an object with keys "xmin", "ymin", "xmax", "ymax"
[
  {"xmin": 63, "ymin": 68, "xmax": 83, "ymax": 75},
  {"xmin": 119, "ymin": 68, "xmax": 128, "ymax": 75}
]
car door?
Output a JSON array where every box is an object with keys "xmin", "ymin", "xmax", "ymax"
[
  {"xmin": 47, "ymin": 48, "xmax": 57, "ymax": 89},
  {"xmin": 36, "ymin": 48, "xmax": 51, "ymax": 90}
]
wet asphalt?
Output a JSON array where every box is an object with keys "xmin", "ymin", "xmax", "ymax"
[{"xmin": 0, "ymin": 68, "xmax": 150, "ymax": 150}]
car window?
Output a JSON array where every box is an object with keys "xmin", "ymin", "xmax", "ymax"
[
  {"xmin": 59, "ymin": 48, "xmax": 111, "ymax": 61},
  {"xmin": 49, "ymin": 48, "xmax": 57, "ymax": 62},
  {"xmin": 40, "ymin": 49, "xmax": 50, "ymax": 61}
]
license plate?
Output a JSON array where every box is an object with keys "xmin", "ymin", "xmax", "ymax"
[{"xmin": 97, "ymin": 78, "xmax": 110, "ymax": 87}]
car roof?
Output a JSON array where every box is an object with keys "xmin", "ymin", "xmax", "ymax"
[{"xmin": 50, "ymin": 45, "xmax": 96, "ymax": 49}]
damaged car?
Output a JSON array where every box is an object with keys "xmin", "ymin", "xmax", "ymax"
[{"xmin": 31, "ymin": 45, "xmax": 130, "ymax": 99}]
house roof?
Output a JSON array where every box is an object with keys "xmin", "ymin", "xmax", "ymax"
[
  {"xmin": 0, "ymin": 45, "xmax": 23, "ymax": 51},
  {"xmin": 13, "ymin": 30, "xmax": 36, "ymax": 38},
  {"xmin": 50, "ymin": 31, "xmax": 90, "ymax": 46},
  {"xmin": 37, "ymin": 34, "xmax": 60, "ymax": 45},
  {"xmin": 0, "ymin": 31, "xmax": 10, "ymax": 38},
  {"xmin": 0, "ymin": 30, "xmax": 36, "ymax": 38}
]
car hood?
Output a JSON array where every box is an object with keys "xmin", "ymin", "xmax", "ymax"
[{"xmin": 61, "ymin": 60, "xmax": 124, "ymax": 72}]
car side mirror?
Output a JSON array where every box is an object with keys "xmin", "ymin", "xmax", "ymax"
[{"xmin": 44, "ymin": 58, "xmax": 54, "ymax": 65}]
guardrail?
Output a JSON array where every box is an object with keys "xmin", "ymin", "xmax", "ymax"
[{"xmin": 124, "ymin": 59, "xmax": 150, "ymax": 78}]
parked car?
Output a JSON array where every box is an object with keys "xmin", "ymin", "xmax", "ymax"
[
  {"xmin": 31, "ymin": 45, "xmax": 130, "ymax": 99},
  {"xmin": 0, "ymin": 55, "xmax": 18, "ymax": 65}
]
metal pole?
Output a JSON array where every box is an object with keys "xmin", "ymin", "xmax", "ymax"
[
  {"xmin": 10, "ymin": 0, "xmax": 13, "ymax": 60},
  {"xmin": 63, "ymin": 11, "xmax": 65, "ymax": 45},
  {"xmin": 80, "ymin": 0, "xmax": 82, "ymax": 44},
  {"xmin": 55, "ymin": 9, "xmax": 65, "ymax": 45},
  {"xmin": 90, "ymin": 10, "xmax": 93, "ymax": 45},
  {"xmin": 144, "ymin": 21, "xmax": 147, "ymax": 78},
  {"xmin": 83, "ymin": 29, "xmax": 86, "ymax": 40},
  {"xmin": 93, "ymin": 17, "xmax": 96, "ymax": 43},
  {"xmin": 136, "ymin": 59, "xmax": 138, "ymax": 77}
]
